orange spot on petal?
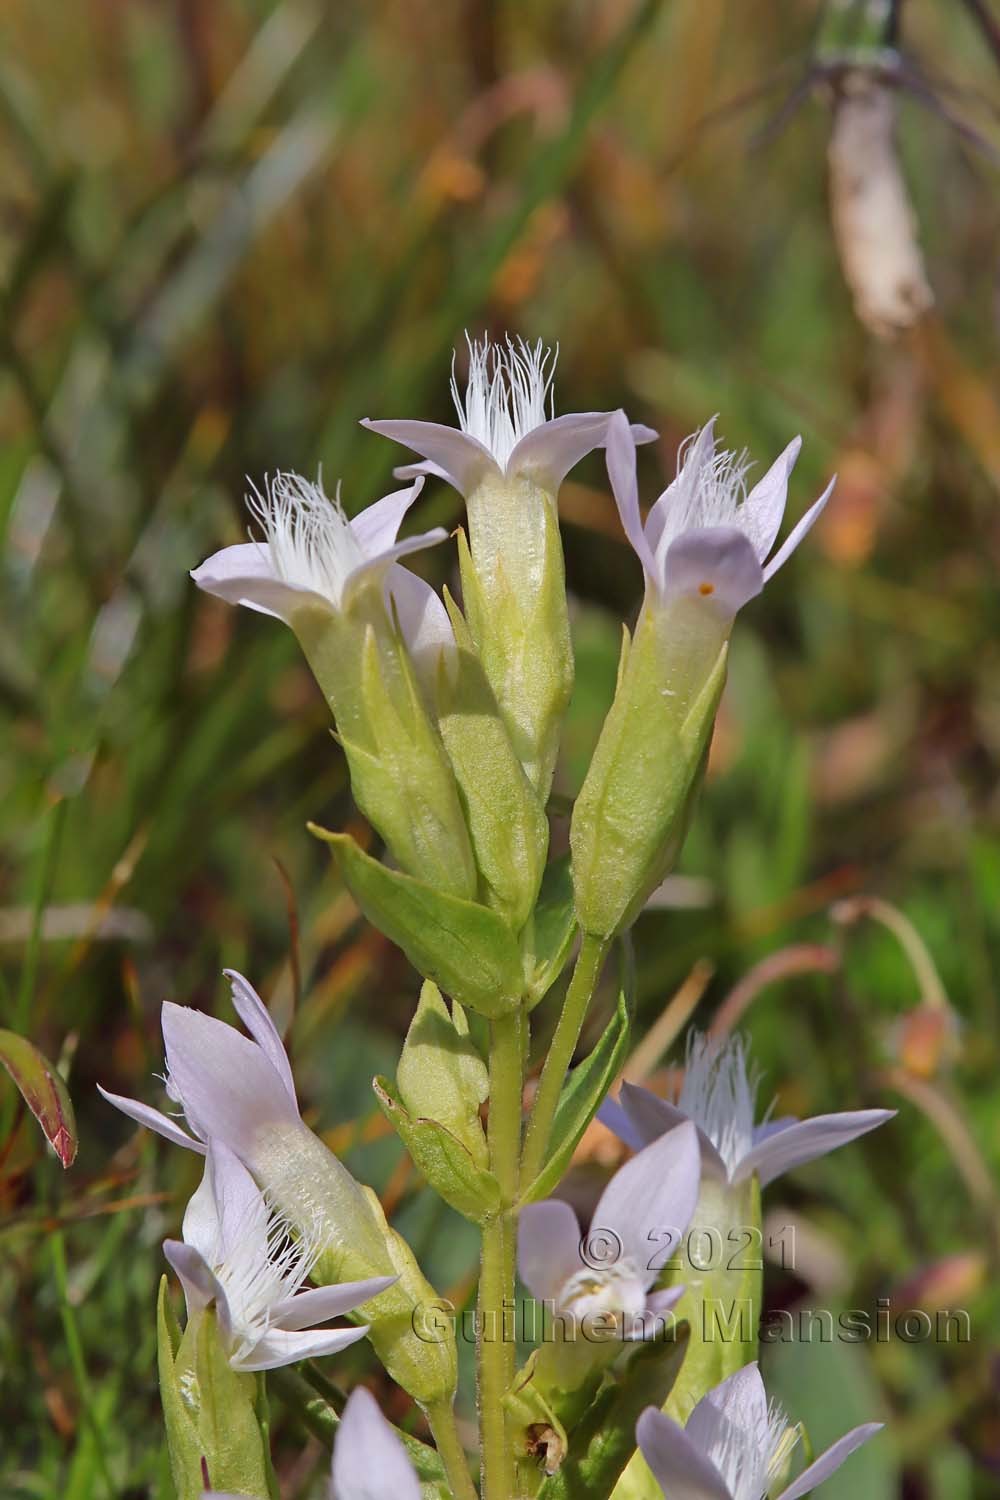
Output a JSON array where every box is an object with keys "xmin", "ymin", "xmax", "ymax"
[{"xmin": 698, "ymin": 581, "xmax": 715, "ymax": 596}]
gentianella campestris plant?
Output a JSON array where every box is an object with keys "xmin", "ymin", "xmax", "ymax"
[{"xmin": 103, "ymin": 334, "xmax": 891, "ymax": 1500}]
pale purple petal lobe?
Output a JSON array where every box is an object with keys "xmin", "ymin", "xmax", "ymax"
[
  {"xmin": 636, "ymin": 1406, "xmax": 733, "ymax": 1500},
  {"xmin": 687, "ymin": 1363, "xmax": 768, "ymax": 1453},
  {"xmin": 661, "ymin": 527, "xmax": 764, "ymax": 617},
  {"xmin": 161, "ymin": 1002, "xmax": 300, "ymax": 1153},
  {"xmin": 163, "ymin": 1239, "xmax": 224, "ymax": 1322},
  {"xmin": 517, "ymin": 1199, "xmax": 583, "ymax": 1305},
  {"xmin": 383, "ymin": 565, "xmax": 454, "ymax": 669},
  {"xmin": 349, "ymin": 481, "xmax": 424, "ymax": 555},
  {"xmin": 270, "ymin": 1276, "xmax": 396, "ymax": 1332},
  {"xmin": 596, "ymin": 1093, "xmax": 646, "ymax": 1153},
  {"xmin": 508, "ymin": 411, "xmax": 660, "ymax": 488},
  {"xmin": 180, "ymin": 1152, "xmax": 224, "ymax": 1260},
  {"xmin": 779, "ymin": 1423, "xmax": 883, "ymax": 1500},
  {"xmin": 361, "ymin": 418, "xmax": 498, "ymax": 499},
  {"xmin": 190, "ymin": 543, "xmax": 330, "ymax": 621},
  {"xmin": 645, "ymin": 417, "xmax": 719, "ymax": 560},
  {"xmin": 592, "ymin": 1120, "xmax": 701, "ymax": 1286},
  {"xmin": 606, "ymin": 410, "xmax": 656, "ymax": 579},
  {"xmin": 344, "ymin": 529, "xmax": 449, "ymax": 604},
  {"xmin": 207, "ymin": 1141, "xmax": 271, "ymax": 1264},
  {"xmin": 392, "ymin": 458, "xmax": 453, "ymax": 484},
  {"xmin": 223, "ymin": 970, "xmax": 297, "ymax": 1105},
  {"xmin": 741, "ymin": 436, "xmax": 801, "ymax": 560},
  {"xmin": 617, "ymin": 1082, "xmax": 729, "ymax": 1181},
  {"xmin": 231, "ymin": 1322, "xmax": 369, "ymax": 1372},
  {"xmin": 762, "ymin": 476, "xmax": 836, "ymax": 583},
  {"xmin": 332, "ymin": 1387, "xmax": 422, "ymax": 1500},
  {"xmin": 97, "ymin": 1085, "xmax": 206, "ymax": 1153},
  {"xmin": 735, "ymin": 1110, "xmax": 895, "ymax": 1188}
]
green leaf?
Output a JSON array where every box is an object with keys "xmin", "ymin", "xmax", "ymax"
[
  {"xmin": 527, "ymin": 855, "xmax": 577, "ymax": 1007},
  {"xmin": 0, "ymin": 1027, "xmax": 77, "ymax": 1166},
  {"xmin": 521, "ymin": 983, "xmax": 630, "ymax": 1204},
  {"xmin": 310, "ymin": 827, "xmax": 523, "ymax": 1016},
  {"xmin": 374, "ymin": 1075, "xmax": 501, "ymax": 1223},
  {"xmin": 537, "ymin": 1324, "xmax": 691, "ymax": 1500},
  {"xmin": 157, "ymin": 1277, "xmax": 204, "ymax": 1500}
]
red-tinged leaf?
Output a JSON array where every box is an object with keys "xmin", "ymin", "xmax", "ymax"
[{"xmin": 0, "ymin": 1029, "xmax": 77, "ymax": 1167}]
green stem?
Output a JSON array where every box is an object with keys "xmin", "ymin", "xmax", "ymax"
[
  {"xmin": 50, "ymin": 1229, "xmax": 115, "ymax": 1496},
  {"xmin": 426, "ymin": 1399, "xmax": 478, "ymax": 1500},
  {"xmin": 479, "ymin": 1007, "xmax": 525, "ymax": 1500},
  {"xmin": 521, "ymin": 934, "xmax": 608, "ymax": 1188}
]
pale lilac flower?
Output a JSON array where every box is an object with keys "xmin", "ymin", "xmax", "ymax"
[
  {"xmin": 362, "ymin": 334, "xmax": 657, "ymax": 499},
  {"xmin": 606, "ymin": 409, "xmax": 835, "ymax": 621},
  {"xmin": 637, "ymin": 1362, "xmax": 882, "ymax": 1500},
  {"xmin": 600, "ymin": 1032, "xmax": 893, "ymax": 1189},
  {"xmin": 98, "ymin": 969, "xmax": 301, "ymax": 1157},
  {"xmin": 190, "ymin": 472, "xmax": 453, "ymax": 665},
  {"xmin": 164, "ymin": 1140, "xmax": 394, "ymax": 1373},
  {"xmin": 518, "ymin": 1122, "xmax": 700, "ymax": 1337},
  {"xmin": 330, "ymin": 1386, "xmax": 421, "ymax": 1500},
  {"xmin": 99, "ymin": 970, "xmax": 390, "ymax": 1274}
]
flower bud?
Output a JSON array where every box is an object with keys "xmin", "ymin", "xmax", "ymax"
[{"xmin": 396, "ymin": 983, "xmax": 489, "ymax": 1169}]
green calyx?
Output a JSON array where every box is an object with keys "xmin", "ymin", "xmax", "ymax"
[
  {"xmin": 292, "ymin": 596, "xmax": 477, "ymax": 902},
  {"xmin": 459, "ymin": 469, "xmax": 573, "ymax": 801},
  {"xmin": 436, "ymin": 591, "xmax": 549, "ymax": 932},
  {"xmin": 570, "ymin": 604, "xmax": 729, "ymax": 939},
  {"xmin": 157, "ymin": 1280, "xmax": 272, "ymax": 1500}
]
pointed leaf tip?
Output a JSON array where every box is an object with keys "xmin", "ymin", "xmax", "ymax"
[{"xmin": 0, "ymin": 1029, "xmax": 77, "ymax": 1167}]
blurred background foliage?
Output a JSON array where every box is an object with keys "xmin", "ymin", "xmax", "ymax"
[{"xmin": 1, "ymin": 0, "xmax": 999, "ymax": 1495}]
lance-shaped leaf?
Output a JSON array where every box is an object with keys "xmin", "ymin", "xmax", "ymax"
[
  {"xmin": 521, "ymin": 984, "xmax": 630, "ymax": 1204},
  {"xmin": 310, "ymin": 827, "xmax": 523, "ymax": 1015},
  {"xmin": 526, "ymin": 855, "xmax": 577, "ymax": 1008},
  {"xmin": 537, "ymin": 1322, "xmax": 691, "ymax": 1500},
  {"xmin": 373, "ymin": 1075, "xmax": 501, "ymax": 1223},
  {"xmin": 0, "ymin": 1028, "xmax": 76, "ymax": 1167}
]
